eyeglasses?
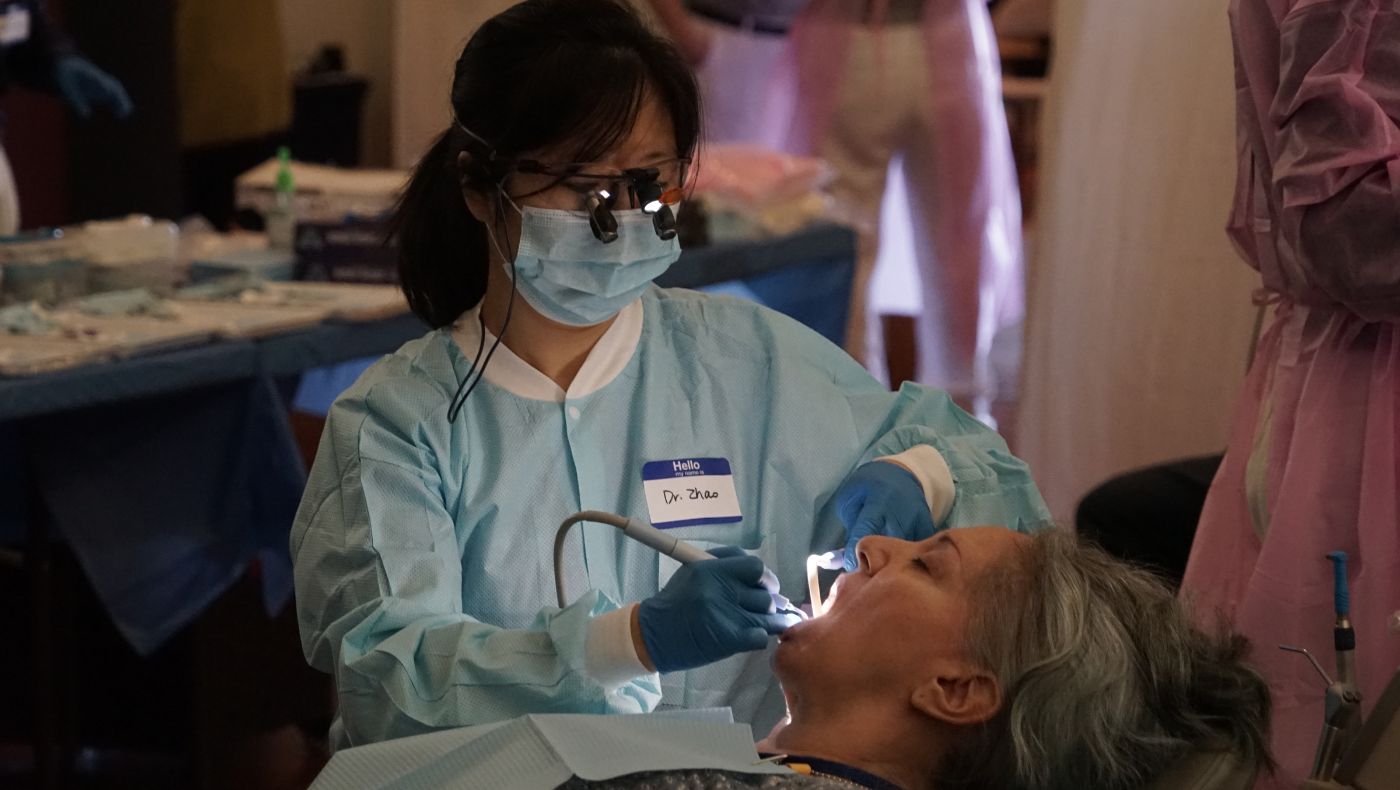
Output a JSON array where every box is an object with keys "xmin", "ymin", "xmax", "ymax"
[
  {"xmin": 508, "ymin": 156, "xmax": 690, "ymax": 242},
  {"xmin": 509, "ymin": 157, "xmax": 691, "ymax": 211}
]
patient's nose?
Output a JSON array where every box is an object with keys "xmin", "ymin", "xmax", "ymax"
[{"xmin": 855, "ymin": 536, "xmax": 899, "ymax": 574}]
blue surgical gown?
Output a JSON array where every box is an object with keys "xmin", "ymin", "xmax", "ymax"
[{"xmin": 292, "ymin": 287, "xmax": 1049, "ymax": 748}]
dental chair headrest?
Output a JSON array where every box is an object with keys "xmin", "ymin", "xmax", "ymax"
[{"xmin": 1143, "ymin": 748, "xmax": 1258, "ymax": 790}]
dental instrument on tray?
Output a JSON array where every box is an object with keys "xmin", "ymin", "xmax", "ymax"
[{"xmin": 552, "ymin": 511, "xmax": 807, "ymax": 622}]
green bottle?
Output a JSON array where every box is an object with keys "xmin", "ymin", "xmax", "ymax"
[{"xmin": 267, "ymin": 146, "xmax": 296, "ymax": 251}]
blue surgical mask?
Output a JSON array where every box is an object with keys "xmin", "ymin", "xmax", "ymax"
[{"xmin": 501, "ymin": 205, "xmax": 681, "ymax": 326}]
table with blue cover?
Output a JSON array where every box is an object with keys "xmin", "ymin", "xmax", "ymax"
[
  {"xmin": 0, "ymin": 315, "xmax": 427, "ymax": 648},
  {"xmin": 0, "ymin": 313, "xmax": 427, "ymax": 788}
]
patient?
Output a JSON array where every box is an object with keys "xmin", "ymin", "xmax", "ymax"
[
  {"xmin": 753, "ymin": 527, "xmax": 1274, "ymax": 790},
  {"xmin": 321, "ymin": 528, "xmax": 1274, "ymax": 789}
]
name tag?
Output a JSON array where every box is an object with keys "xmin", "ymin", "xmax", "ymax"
[
  {"xmin": 0, "ymin": 6, "xmax": 30, "ymax": 46},
  {"xmin": 641, "ymin": 457, "xmax": 742, "ymax": 529}
]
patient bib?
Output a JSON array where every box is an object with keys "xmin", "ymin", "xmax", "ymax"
[{"xmin": 642, "ymin": 457, "xmax": 742, "ymax": 528}]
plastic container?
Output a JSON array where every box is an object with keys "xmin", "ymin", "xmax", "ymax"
[
  {"xmin": 190, "ymin": 248, "xmax": 297, "ymax": 284},
  {"xmin": 80, "ymin": 215, "xmax": 180, "ymax": 295},
  {"xmin": 0, "ymin": 229, "xmax": 88, "ymax": 306}
]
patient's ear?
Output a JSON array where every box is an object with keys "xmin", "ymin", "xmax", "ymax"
[{"xmin": 910, "ymin": 667, "xmax": 1001, "ymax": 726}]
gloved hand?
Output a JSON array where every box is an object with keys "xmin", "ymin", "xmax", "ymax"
[
  {"xmin": 55, "ymin": 56, "xmax": 134, "ymax": 119},
  {"xmin": 835, "ymin": 461, "xmax": 935, "ymax": 571},
  {"xmin": 638, "ymin": 545, "xmax": 788, "ymax": 673}
]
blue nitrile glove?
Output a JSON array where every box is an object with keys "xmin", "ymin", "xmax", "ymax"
[
  {"xmin": 55, "ymin": 56, "xmax": 134, "ymax": 119},
  {"xmin": 836, "ymin": 461, "xmax": 935, "ymax": 571},
  {"xmin": 638, "ymin": 545, "xmax": 789, "ymax": 673}
]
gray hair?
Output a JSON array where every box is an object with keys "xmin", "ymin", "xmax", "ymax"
[{"xmin": 938, "ymin": 528, "xmax": 1272, "ymax": 790}]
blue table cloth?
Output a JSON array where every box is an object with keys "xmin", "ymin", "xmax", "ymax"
[{"xmin": 0, "ymin": 315, "xmax": 425, "ymax": 654}]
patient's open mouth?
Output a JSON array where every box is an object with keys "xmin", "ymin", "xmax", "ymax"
[{"xmin": 820, "ymin": 574, "xmax": 848, "ymax": 614}]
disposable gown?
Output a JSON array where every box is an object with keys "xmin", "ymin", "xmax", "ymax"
[
  {"xmin": 292, "ymin": 287, "xmax": 1049, "ymax": 748},
  {"xmin": 780, "ymin": 0, "xmax": 1023, "ymax": 400},
  {"xmin": 1179, "ymin": 1, "xmax": 1400, "ymax": 785}
]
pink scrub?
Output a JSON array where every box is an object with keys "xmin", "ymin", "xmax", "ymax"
[
  {"xmin": 780, "ymin": 0, "xmax": 1023, "ymax": 404},
  {"xmin": 1180, "ymin": 1, "xmax": 1400, "ymax": 784}
]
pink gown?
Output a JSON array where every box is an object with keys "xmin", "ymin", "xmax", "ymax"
[
  {"xmin": 1180, "ymin": 1, "xmax": 1400, "ymax": 784},
  {"xmin": 779, "ymin": 0, "xmax": 1023, "ymax": 404}
]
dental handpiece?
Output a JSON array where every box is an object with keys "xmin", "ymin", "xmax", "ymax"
[
  {"xmin": 553, "ymin": 511, "xmax": 806, "ymax": 621},
  {"xmin": 615, "ymin": 515, "xmax": 714, "ymax": 564},
  {"xmin": 617, "ymin": 516, "xmax": 805, "ymax": 621}
]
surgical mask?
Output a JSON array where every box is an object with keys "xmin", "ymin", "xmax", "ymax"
[{"xmin": 501, "ymin": 205, "xmax": 681, "ymax": 327}]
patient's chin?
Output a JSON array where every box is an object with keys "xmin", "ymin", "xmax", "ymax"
[
  {"xmin": 772, "ymin": 617, "xmax": 828, "ymax": 682},
  {"xmin": 772, "ymin": 624, "xmax": 803, "ymax": 674}
]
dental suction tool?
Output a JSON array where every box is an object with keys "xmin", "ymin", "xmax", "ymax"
[
  {"xmin": 1327, "ymin": 551, "xmax": 1359, "ymax": 689},
  {"xmin": 1280, "ymin": 550, "xmax": 1367, "ymax": 781},
  {"xmin": 806, "ymin": 549, "xmax": 845, "ymax": 614},
  {"xmin": 553, "ymin": 511, "xmax": 806, "ymax": 622}
]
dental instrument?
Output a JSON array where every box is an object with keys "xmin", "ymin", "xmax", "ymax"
[
  {"xmin": 1280, "ymin": 644, "xmax": 1362, "ymax": 782},
  {"xmin": 806, "ymin": 549, "xmax": 844, "ymax": 614},
  {"xmin": 1328, "ymin": 552, "xmax": 1359, "ymax": 689},
  {"xmin": 552, "ymin": 511, "xmax": 807, "ymax": 622},
  {"xmin": 1281, "ymin": 550, "xmax": 1367, "ymax": 782}
]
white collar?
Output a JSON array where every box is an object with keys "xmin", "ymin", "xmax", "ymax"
[{"xmin": 449, "ymin": 299, "xmax": 644, "ymax": 403}]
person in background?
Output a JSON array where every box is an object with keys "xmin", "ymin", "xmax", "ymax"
[
  {"xmin": 644, "ymin": 1, "xmax": 1023, "ymax": 418},
  {"xmin": 1180, "ymin": 1, "xmax": 1400, "ymax": 785},
  {"xmin": 783, "ymin": 0, "xmax": 1024, "ymax": 417},
  {"xmin": 0, "ymin": 0, "xmax": 131, "ymax": 233},
  {"xmin": 643, "ymin": 0, "xmax": 804, "ymax": 147}
]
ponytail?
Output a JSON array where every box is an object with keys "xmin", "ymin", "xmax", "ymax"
[{"xmin": 391, "ymin": 129, "xmax": 491, "ymax": 329}]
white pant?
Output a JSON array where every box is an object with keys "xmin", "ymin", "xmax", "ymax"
[
  {"xmin": 0, "ymin": 143, "xmax": 18, "ymax": 235},
  {"xmin": 802, "ymin": 19, "xmax": 1024, "ymax": 405},
  {"xmin": 694, "ymin": 20, "xmax": 793, "ymax": 148}
]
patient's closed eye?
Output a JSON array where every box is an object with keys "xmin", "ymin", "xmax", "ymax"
[
  {"xmin": 913, "ymin": 553, "xmax": 946, "ymax": 578},
  {"xmin": 918, "ymin": 537, "xmax": 961, "ymax": 579}
]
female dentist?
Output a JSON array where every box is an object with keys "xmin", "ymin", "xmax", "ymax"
[{"xmin": 291, "ymin": 0, "xmax": 1049, "ymax": 750}]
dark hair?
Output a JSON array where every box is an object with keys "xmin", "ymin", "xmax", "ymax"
[{"xmin": 391, "ymin": 0, "xmax": 702, "ymax": 328}]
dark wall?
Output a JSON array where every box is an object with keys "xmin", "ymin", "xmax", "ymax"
[
  {"xmin": 0, "ymin": 86, "xmax": 69, "ymax": 229},
  {"xmin": 62, "ymin": 0, "xmax": 181, "ymax": 223}
]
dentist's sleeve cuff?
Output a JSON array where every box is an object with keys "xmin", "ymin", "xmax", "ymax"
[
  {"xmin": 878, "ymin": 445, "xmax": 955, "ymax": 525},
  {"xmin": 585, "ymin": 604, "xmax": 652, "ymax": 690}
]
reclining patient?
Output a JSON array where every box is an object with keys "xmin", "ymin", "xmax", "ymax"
[
  {"xmin": 577, "ymin": 529, "xmax": 1273, "ymax": 790},
  {"xmin": 749, "ymin": 528, "xmax": 1274, "ymax": 789},
  {"xmin": 316, "ymin": 529, "xmax": 1274, "ymax": 790}
]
